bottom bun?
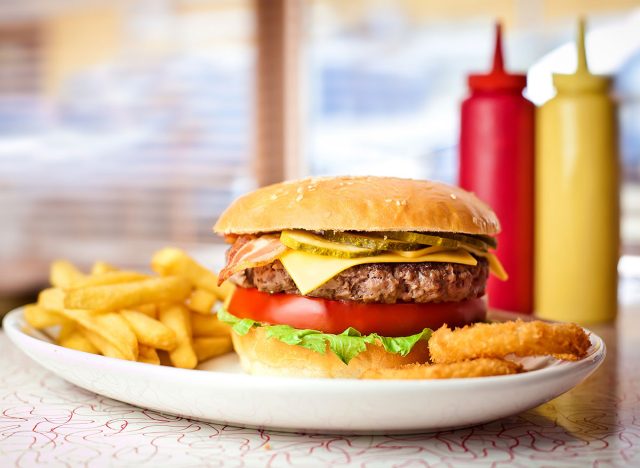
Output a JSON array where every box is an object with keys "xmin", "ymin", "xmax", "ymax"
[{"xmin": 231, "ymin": 327, "xmax": 430, "ymax": 379}]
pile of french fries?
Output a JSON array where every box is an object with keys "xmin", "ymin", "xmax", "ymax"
[{"xmin": 24, "ymin": 248, "xmax": 235, "ymax": 369}]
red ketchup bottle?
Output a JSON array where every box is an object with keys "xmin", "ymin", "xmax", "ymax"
[{"xmin": 459, "ymin": 23, "xmax": 535, "ymax": 314}]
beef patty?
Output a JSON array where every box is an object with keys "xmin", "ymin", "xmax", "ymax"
[{"xmin": 231, "ymin": 258, "xmax": 488, "ymax": 304}]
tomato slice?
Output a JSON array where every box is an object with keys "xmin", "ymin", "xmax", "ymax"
[{"xmin": 227, "ymin": 287, "xmax": 486, "ymax": 336}]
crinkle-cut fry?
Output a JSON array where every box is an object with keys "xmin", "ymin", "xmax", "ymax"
[
  {"xmin": 91, "ymin": 261, "xmax": 118, "ymax": 275},
  {"xmin": 58, "ymin": 330, "xmax": 99, "ymax": 354},
  {"xmin": 64, "ymin": 276, "xmax": 191, "ymax": 311},
  {"xmin": 429, "ymin": 320, "xmax": 591, "ymax": 364},
  {"xmin": 50, "ymin": 260, "xmax": 84, "ymax": 289},
  {"xmin": 361, "ymin": 358, "xmax": 522, "ymax": 380}
]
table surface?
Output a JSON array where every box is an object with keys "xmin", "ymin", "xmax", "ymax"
[{"xmin": 1, "ymin": 307, "xmax": 638, "ymax": 467}]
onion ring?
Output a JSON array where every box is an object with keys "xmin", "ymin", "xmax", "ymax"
[{"xmin": 429, "ymin": 320, "xmax": 590, "ymax": 364}]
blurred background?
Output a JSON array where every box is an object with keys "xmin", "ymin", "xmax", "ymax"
[{"xmin": 1, "ymin": 0, "xmax": 639, "ymax": 312}]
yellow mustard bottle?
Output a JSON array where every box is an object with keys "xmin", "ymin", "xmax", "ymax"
[{"xmin": 535, "ymin": 19, "xmax": 619, "ymax": 324}]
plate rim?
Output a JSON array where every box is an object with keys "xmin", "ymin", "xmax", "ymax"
[{"xmin": 3, "ymin": 306, "xmax": 606, "ymax": 391}]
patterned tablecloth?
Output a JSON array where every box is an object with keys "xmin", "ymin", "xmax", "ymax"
[{"xmin": 1, "ymin": 306, "xmax": 639, "ymax": 467}]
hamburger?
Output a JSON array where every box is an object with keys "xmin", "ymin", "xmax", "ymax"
[{"xmin": 213, "ymin": 176, "xmax": 506, "ymax": 378}]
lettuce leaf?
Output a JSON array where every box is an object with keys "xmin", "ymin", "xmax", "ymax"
[{"xmin": 217, "ymin": 307, "xmax": 432, "ymax": 365}]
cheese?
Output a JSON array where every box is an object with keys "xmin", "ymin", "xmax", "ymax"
[
  {"xmin": 485, "ymin": 252, "xmax": 508, "ymax": 281},
  {"xmin": 462, "ymin": 246, "xmax": 509, "ymax": 281},
  {"xmin": 279, "ymin": 248, "xmax": 478, "ymax": 295},
  {"xmin": 390, "ymin": 245, "xmax": 448, "ymax": 258}
]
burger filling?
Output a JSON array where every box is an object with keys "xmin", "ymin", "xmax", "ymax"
[
  {"xmin": 232, "ymin": 259, "xmax": 488, "ymax": 304},
  {"xmin": 217, "ymin": 230, "xmax": 505, "ymax": 364}
]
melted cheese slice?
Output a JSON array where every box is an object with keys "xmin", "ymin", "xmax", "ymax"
[
  {"xmin": 280, "ymin": 248, "xmax": 478, "ymax": 295},
  {"xmin": 463, "ymin": 246, "xmax": 509, "ymax": 281}
]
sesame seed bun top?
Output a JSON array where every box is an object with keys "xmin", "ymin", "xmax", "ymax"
[{"xmin": 213, "ymin": 176, "xmax": 500, "ymax": 236}]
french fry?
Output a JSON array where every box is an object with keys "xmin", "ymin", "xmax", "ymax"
[
  {"xmin": 81, "ymin": 328, "xmax": 127, "ymax": 359},
  {"xmin": 34, "ymin": 253, "xmax": 235, "ymax": 369},
  {"xmin": 62, "ymin": 310, "xmax": 138, "ymax": 361},
  {"xmin": 121, "ymin": 309, "xmax": 177, "ymax": 350},
  {"xmin": 138, "ymin": 345, "xmax": 160, "ymax": 365},
  {"xmin": 50, "ymin": 260, "xmax": 84, "ymax": 289},
  {"xmin": 58, "ymin": 330, "xmax": 99, "ymax": 354},
  {"xmin": 70, "ymin": 271, "xmax": 148, "ymax": 289},
  {"xmin": 218, "ymin": 281, "xmax": 235, "ymax": 302},
  {"xmin": 37, "ymin": 288, "xmax": 65, "ymax": 313},
  {"xmin": 24, "ymin": 303, "xmax": 70, "ymax": 329},
  {"xmin": 152, "ymin": 248, "xmax": 228, "ymax": 301},
  {"xmin": 158, "ymin": 304, "xmax": 197, "ymax": 369},
  {"xmin": 58, "ymin": 321, "xmax": 77, "ymax": 341},
  {"xmin": 191, "ymin": 312, "xmax": 231, "ymax": 337},
  {"xmin": 64, "ymin": 276, "xmax": 191, "ymax": 311},
  {"xmin": 187, "ymin": 288, "xmax": 216, "ymax": 315},
  {"xmin": 193, "ymin": 336, "xmax": 233, "ymax": 362},
  {"xmin": 134, "ymin": 303, "xmax": 157, "ymax": 318},
  {"xmin": 91, "ymin": 261, "xmax": 118, "ymax": 275}
]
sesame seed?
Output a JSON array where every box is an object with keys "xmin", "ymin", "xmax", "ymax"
[
  {"xmin": 295, "ymin": 194, "xmax": 304, "ymax": 202},
  {"xmin": 450, "ymin": 193, "xmax": 457, "ymax": 200},
  {"xmin": 270, "ymin": 194, "xmax": 278, "ymax": 200}
]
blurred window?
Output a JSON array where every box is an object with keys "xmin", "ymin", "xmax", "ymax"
[{"xmin": 0, "ymin": 0, "xmax": 255, "ymax": 292}]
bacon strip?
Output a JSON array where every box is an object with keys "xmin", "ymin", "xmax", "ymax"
[{"xmin": 218, "ymin": 235, "xmax": 288, "ymax": 285}]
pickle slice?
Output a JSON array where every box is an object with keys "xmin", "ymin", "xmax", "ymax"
[
  {"xmin": 322, "ymin": 231, "xmax": 423, "ymax": 251},
  {"xmin": 435, "ymin": 232, "xmax": 491, "ymax": 251},
  {"xmin": 384, "ymin": 231, "xmax": 495, "ymax": 251},
  {"xmin": 280, "ymin": 230, "xmax": 380, "ymax": 258},
  {"xmin": 383, "ymin": 232, "xmax": 461, "ymax": 249},
  {"xmin": 477, "ymin": 234, "xmax": 498, "ymax": 249}
]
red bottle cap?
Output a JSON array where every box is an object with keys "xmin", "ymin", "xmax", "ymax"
[{"xmin": 468, "ymin": 23, "xmax": 527, "ymax": 92}]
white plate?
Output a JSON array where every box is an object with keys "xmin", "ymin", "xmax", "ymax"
[{"xmin": 3, "ymin": 307, "xmax": 605, "ymax": 434}]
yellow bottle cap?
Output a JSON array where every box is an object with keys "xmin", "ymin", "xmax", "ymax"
[{"xmin": 553, "ymin": 18, "xmax": 611, "ymax": 93}]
